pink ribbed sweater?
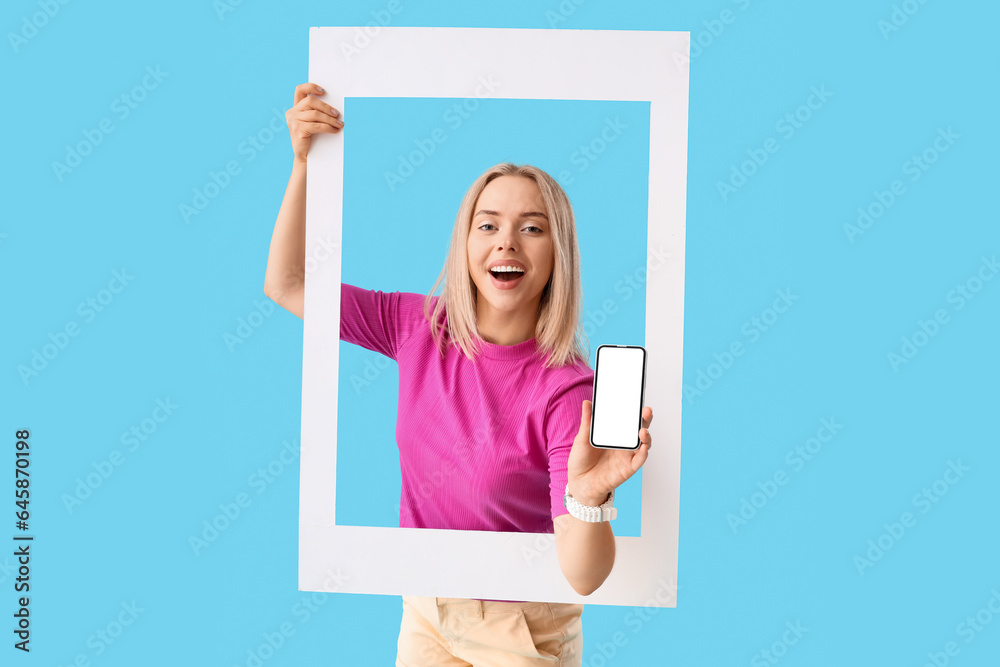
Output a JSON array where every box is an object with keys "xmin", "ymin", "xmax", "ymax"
[{"xmin": 339, "ymin": 283, "xmax": 594, "ymax": 534}]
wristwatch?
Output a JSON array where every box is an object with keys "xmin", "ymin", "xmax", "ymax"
[{"xmin": 564, "ymin": 483, "xmax": 617, "ymax": 522}]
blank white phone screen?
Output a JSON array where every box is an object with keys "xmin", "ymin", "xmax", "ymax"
[{"xmin": 592, "ymin": 346, "xmax": 645, "ymax": 449}]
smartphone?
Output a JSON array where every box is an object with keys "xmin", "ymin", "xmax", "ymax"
[{"xmin": 590, "ymin": 344, "xmax": 647, "ymax": 450}]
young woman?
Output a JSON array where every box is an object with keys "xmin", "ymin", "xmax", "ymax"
[{"xmin": 264, "ymin": 83, "xmax": 654, "ymax": 666}]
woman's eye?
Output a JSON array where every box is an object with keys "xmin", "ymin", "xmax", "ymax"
[{"xmin": 477, "ymin": 222, "xmax": 542, "ymax": 232}]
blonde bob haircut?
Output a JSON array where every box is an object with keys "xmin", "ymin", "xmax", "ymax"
[{"xmin": 422, "ymin": 162, "xmax": 591, "ymax": 369}]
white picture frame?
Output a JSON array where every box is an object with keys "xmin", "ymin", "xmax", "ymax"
[{"xmin": 300, "ymin": 26, "xmax": 688, "ymax": 606}]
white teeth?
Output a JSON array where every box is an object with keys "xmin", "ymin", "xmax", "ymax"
[{"xmin": 490, "ymin": 266, "xmax": 525, "ymax": 273}]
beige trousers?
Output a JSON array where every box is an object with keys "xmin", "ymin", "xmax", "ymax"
[{"xmin": 395, "ymin": 595, "xmax": 584, "ymax": 666}]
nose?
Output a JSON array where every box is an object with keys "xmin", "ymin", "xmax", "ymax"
[{"xmin": 497, "ymin": 225, "xmax": 517, "ymax": 251}]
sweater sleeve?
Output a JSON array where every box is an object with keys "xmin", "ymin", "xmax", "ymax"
[
  {"xmin": 339, "ymin": 283, "xmax": 428, "ymax": 360},
  {"xmin": 545, "ymin": 369, "xmax": 595, "ymax": 520}
]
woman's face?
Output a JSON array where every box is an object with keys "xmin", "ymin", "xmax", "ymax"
[{"xmin": 467, "ymin": 175, "xmax": 554, "ymax": 321}]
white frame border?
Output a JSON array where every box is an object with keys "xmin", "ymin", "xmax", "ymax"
[{"xmin": 300, "ymin": 26, "xmax": 688, "ymax": 606}]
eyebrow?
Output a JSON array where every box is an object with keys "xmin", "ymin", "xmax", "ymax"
[{"xmin": 474, "ymin": 209, "xmax": 549, "ymax": 221}]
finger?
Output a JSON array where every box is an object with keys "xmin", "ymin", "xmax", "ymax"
[
  {"xmin": 294, "ymin": 82, "xmax": 325, "ymax": 107},
  {"xmin": 630, "ymin": 441, "xmax": 649, "ymax": 472},
  {"xmin": 291, "ymin": 121, "xmax": 340, "ymax": 138},
  {"xmin": 577, "ymin": 400, "xmax": 592, "ymax": 440},
  {"xmin": 639, "ymin": 427, "xmax": 651, "ymax": 451},
  {"xmin": 297, "ymin": 108, "xmax": 344, "ymax": 129},
  {"xmin": 641, "ymin": 406, "xmax": 653, "ymax": 429},
  {"xmin": 301, "ymin": 94, "xmax": 341, "ymax": 118},
  {"xmin": 292, "ymin": 96, "xmax": 339, "ymax": 123}
]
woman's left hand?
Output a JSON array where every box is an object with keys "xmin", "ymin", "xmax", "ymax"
[{"xmin": 565, "ymin": 400, "xmax": 653, "ymax": 506}]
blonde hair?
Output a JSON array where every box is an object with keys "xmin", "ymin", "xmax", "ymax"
[{"xmin": 422, "ymin": 162, "xmax": 590, "ymax": 369}]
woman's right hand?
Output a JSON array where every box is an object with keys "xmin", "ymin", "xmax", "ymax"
[{"xmin": 286, "ymin": 82, "xmax": 344, "ymax": 164}]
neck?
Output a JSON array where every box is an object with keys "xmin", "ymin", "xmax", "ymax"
[{"xmin": 476, "ymin": 299, "xmax": 539, "ymax": 346}]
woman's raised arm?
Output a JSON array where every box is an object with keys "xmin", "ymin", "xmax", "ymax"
[{"xmin": 263, "ymin": 82, "xmax": 344, "ymax": 319}]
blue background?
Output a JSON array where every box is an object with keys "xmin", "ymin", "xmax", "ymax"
[
  {"xmin": 3, "ymin": 1, "xmax": 999, "ymax": 665},
  {"xmin": 337, "ymin": 96, "xmax": 649, "ymax": 536}
]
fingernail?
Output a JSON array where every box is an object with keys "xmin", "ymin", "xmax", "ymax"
[{"xmin": 317, "ymin": 86, "xmax": 326, "ymax": 93}]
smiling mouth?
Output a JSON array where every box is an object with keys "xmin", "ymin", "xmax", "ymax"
[{"xmin": 489, "ymin": 268, "xmax": 525, "ymax": 282}]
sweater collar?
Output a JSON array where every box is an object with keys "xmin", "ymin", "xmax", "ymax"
[{"xmin": 476, "ymin": 336, "xmax": 540, "ymax": 360}]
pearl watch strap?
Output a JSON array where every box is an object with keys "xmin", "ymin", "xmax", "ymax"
[{"xmin": 563, "ymin": 483, "xmax": 617, "ymax": 522}]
